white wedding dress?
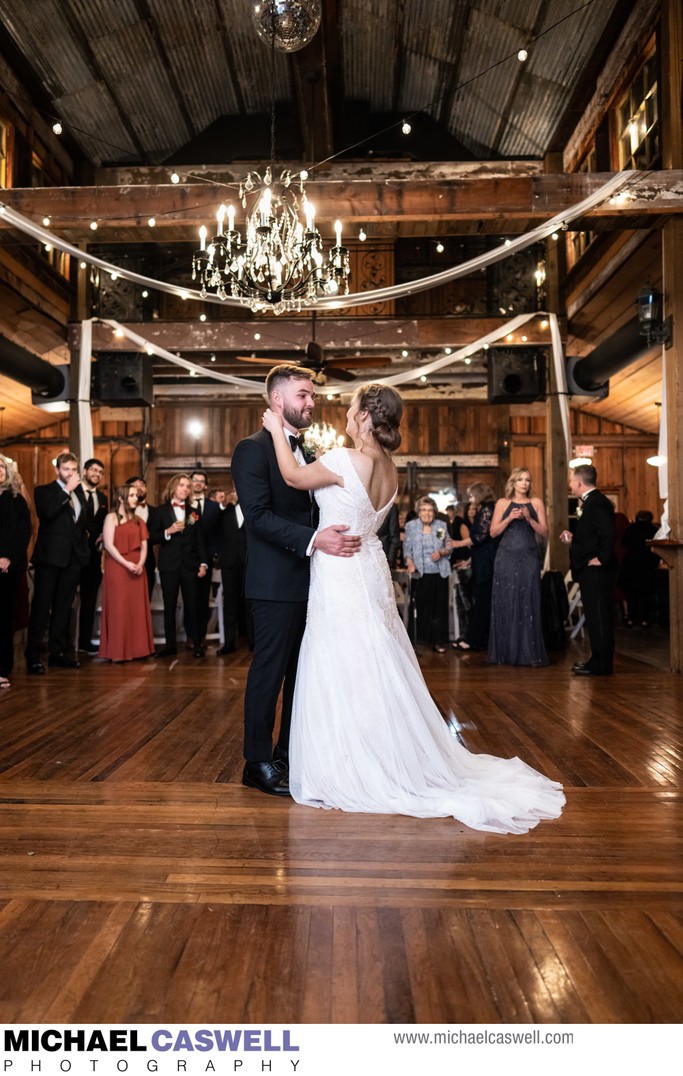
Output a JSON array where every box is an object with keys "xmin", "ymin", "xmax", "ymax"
[{"xmin": 289, "ymin": 448, "xmax": 565, "ymax": 834}]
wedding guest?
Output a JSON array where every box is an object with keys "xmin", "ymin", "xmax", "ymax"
[
  {"xmin": 25, "ymin": 451, "xmax": 90, "ymax": 674},
  {"xmin": 561, "ymin": 464, "xmax": 617, "ymax": 676},
  {"xmin": 150, "ymin": 473, "xmax": 208, "ymax": 658},
  {"xmin": 99, "ymin": 484, "xmax": 154, "ymax": 662},
  {"xmin": 488, "ymin": 467, "xmax": 549, "ymax": 666},
  {"xmin": 619, "ymin": 510, "xmax": 660, "ymax": 626},
  {"xmin": 189, "ymin": 469, "xmax": 222, "ymax": 645},
  {"xmin": 377, "ymin": 501, "xmax": 400, "ymax": 566},
  {"xmin": 448, "ymin": 502, "xmax": 472, "ymax": 647},
  {"xmin": 403, "ymin": 496, "xmax": 451, "ymax": 652},
  {"xmin": 0, "ymin": 455, "xmax": 32, "ymax": 689},
  {"xmin": 450, "ymin": 483, "xmax": 499, "ymax": 651},
  {"xmin": 77, "ymin": 458, "xmax": 108, "ymax": 655},
  {"xmin": 216, "ymin": 486, "xmax": 249, "ymax": 655},
  {"xmin": 126, "ymin": 475, "xmax": 158, "ymax": 599}
]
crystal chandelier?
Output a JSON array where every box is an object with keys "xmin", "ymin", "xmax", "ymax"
[
  {"xmin": 191, "ymin": 0, "xmax": 349, "ymax": 314},
  {"xmin": 303, "ymin": 422, "xmax": 345, "ymax": 455},
  {"xmin": 192, "ymin": 168, "xmax": 350, "ymax": 314}
]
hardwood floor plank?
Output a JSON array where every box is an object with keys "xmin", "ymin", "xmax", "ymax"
[{"xmin": 0, "ymin": 643, "xmax": 681, "ymax": 1022}]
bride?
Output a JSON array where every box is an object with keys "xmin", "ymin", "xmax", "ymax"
[{"xmin": 262, "ymin": 383, "xmax": 565, "ymax": 834}]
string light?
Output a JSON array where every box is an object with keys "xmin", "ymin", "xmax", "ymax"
[
  {"xmin": 89, "ymin": 221, "xmax": 98, "ymax": 231},
  {"xmin": 401, "ymin": 120, "xmax": 412, "ymax": 135},
  {"xmin": 358, "ymin": 226, "xmax": 367, "ymax": 242},
  {"xmin": 170, "ymin": 172, "xmax": 180, "ymax": 184},
  {"xmin": 517, "ymin": 48, "xmax": 528, "ymax": 62},
  {"xmin": 147, "ymin": 216, "xmax": 156, "ymax": 227},
  {"xmin": 52, "ymin": 121, "xmax": 62, "ymax": 135},
  {"xmin": 42, "ymin": 216, "xmax": 50, "ymax": 227},
  {"xmin": 436, "ymin": 241, "xmax": 445, "ymax": 253}
]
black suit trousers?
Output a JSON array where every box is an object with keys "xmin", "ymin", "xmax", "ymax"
[
  {"xmin": 243, "ymin": 599, "xmax": 307, "ymax": 761},
  {"xmin": 160, "ymin": 567, "xmax": 200, "ymax": 650},
  {"xmin": 576, "ymin": 565, "xmax": 615, "ymax": 673},
  {"xmin": 78, "ymin": 555, "xmax": 103, "ymax": 647},
  {"xmin": 26, "ymin": 555, "xmax": 83, "ymax": 661}
]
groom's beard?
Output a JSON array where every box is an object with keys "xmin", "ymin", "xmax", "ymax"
[{"xmin": 282, "ymin": 403, "xmax": 313, "ymax": 430}]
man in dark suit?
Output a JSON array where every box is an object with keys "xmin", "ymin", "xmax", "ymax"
[
  {"xmin": 126, "ymin": 475, "xmax": 158, "ymax": 599},
  {"xmin": 231, "ymin": 363, "xmax": 361, "ymax": 796},
  {"xmin": 76, "ymin": 457, "xmax": 108, "ymax": 654},
  {"xmin": 25, "ymin": 451, "xmax": 91, "ymax": 673},
  {"xmin": 150, "ymin": 472, "xmax": 209, "ymax": 658},
  {"xmin": 189, "ymin": 469, "xmax": 222, "ymax": 645},
  {"xmin": 562, "ymin": 463, "xmax": 617, "ymax": 676},
  {"xmin": 214, "ymin": 486, "xmax": 248, "ymax": 655}
]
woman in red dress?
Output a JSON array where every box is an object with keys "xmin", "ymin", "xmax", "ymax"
[{"xmin": 99, "ymin": 484, "xmax": 155, "ymax": 661}]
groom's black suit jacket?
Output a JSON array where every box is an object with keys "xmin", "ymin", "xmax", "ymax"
[{"xmin": 231, "ymin": 430, "xmax": 316, "ymax": 602}]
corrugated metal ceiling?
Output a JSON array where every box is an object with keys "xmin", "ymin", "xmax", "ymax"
[{"xmin": 0, "ymin": 0, "xmax": 628, "ymax": 166}]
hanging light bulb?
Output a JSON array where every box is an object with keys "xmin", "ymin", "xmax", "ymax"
[
  {"xmin": 401, "ymin": 119, "xmax": 412, "ymax": 135},
  {"xmin": 52, "ymin": 121, "xmax": 63, "ymax": 135}
]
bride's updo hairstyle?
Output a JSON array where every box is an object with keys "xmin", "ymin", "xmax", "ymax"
[{"xmin": 354, "ymin": 383, "xmax": 403, "ymax": 452}]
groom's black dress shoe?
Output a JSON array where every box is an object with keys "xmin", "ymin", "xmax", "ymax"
[
  {"xmin": 572, "ymin": 666, "xmax": 611, "ymax": 676},
  {"xmin": 242, "ymin": 761, "xmax": 291, "ymax": 797},
  {"xmin": 571, "ymin": 662, "xmax": 591, "ymax": 672}
]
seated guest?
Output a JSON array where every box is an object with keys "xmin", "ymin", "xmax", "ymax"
[
  {"xmin": 126, "ymin": 475, "xmax": 158, "ymax": 599},
  {"xmin": 25, "ymin": 451, "xmax": 90, "ymax": 674},
  {"xmin": 99, "ymin": 484, "xmax": 154, "ymax": 662},
  {"xmin": 0, "ymin": 455, "xmax": 32, "ymax": 689},
  {"xmin": 150, "ymin": 473, "xmax": 208, "ymax": 658},
  {"xmin": 403, "ymin": 496, "xmax": 451, "ymax": 653}
]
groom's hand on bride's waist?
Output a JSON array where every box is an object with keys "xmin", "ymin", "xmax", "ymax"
[{"xmin": 313, "ymin": 525, "xmax": 362, "ymax": 557}]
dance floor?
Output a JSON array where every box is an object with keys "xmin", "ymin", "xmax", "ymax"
[{"xmin": 0, "ymin": 638, "xmax": 681, "ymax": 1024}]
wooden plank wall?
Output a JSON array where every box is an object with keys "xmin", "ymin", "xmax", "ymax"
[{"xmin": 3, "ymin": 400, "xmax": 661, "ymax": 520}]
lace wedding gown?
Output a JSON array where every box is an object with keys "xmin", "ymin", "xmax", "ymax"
[{"xmin": 289, "ymin": 448, "xmax": 565, "ymax": 834}]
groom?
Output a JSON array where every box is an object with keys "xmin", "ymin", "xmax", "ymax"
[{"xmin": 231, "ymin": 364, "xmax": 361, "ymax": 796}]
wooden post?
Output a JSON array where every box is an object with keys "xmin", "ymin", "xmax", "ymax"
[
  {"xmin": 660, "ymin": 0, "xmax": 683, "ymax": 671},
  {"xmin": 544, "ymin": 153, "xmax": 569, "ymax": 572}
]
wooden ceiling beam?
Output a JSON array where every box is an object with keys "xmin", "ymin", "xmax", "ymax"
[
  {"xmin": 2, "ymin": 172, "xmax": 682, "ymax": 242},
  {"xmin": 68, "ymin": 316, "xmax": 560, "ymax": 354}
]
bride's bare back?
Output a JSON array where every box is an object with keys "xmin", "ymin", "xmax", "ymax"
[{"xmin": 345, "ymin": 446, "xmax": 397, "ymax": 512}]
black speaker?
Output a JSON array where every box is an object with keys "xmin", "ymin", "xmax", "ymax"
[
  {"xmin": 487, "ymin": 347, "xmax": 546, "ymax": 404},
  {"xmin": 92, "ymin": 352, "xmax": 154, "ymax": 407}
]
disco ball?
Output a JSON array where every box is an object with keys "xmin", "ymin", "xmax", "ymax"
[{"xmin": 252, "ymin": 0, "xmax": 322, "ymax": 53}]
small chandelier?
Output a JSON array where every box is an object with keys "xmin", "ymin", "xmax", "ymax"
[
  {"xmin": 304, "ymin": 422, "xmax": 345, "ymax": 455},
  {"xmin": 192, "ymin": 168, "xmax": 350, "ymax": 314}
]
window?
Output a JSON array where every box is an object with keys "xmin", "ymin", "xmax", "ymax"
[{"xmin": 617, "ymin": 53, "xmax": 659, "ymax": 170}]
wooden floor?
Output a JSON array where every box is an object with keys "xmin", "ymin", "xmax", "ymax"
[{"xmin": 1, "ymin": 636, "xmax": 682, "ymax": 1024}]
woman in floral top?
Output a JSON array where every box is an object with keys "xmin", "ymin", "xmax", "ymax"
[{"xmin": 403, "ymin": 496, "xmax": 451, "ymax": 652}]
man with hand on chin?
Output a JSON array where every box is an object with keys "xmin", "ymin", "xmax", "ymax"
[
  {"xmin": 231, "ymin": 364, "xmax": 361, "ymax": 796},
  {"xmin": 561, "ymin": 463, "xmax": 617, "ymax": 676}
]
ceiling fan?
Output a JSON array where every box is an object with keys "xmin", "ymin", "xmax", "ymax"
[{"xmin": 233, "ymin": 312, "xmax": 393, "ymax": 382}]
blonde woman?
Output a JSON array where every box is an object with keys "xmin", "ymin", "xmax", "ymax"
[{"xmin": 488, "ymin": 467, "xmax": 549, "ymax": 666}]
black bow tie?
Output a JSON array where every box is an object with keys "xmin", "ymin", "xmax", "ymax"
[{"xmin": 289, "ymin": 434, "xmax": 306, "ymax": 453}]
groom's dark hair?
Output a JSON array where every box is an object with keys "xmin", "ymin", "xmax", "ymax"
[{"xmin": 266, "ymin": 364, "xmax": 316, "ymax": 399}]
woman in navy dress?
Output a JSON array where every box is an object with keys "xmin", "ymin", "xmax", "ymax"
[{"xmin": 488, "ymin": 467, "xmax": 549, "ymax": 666}]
